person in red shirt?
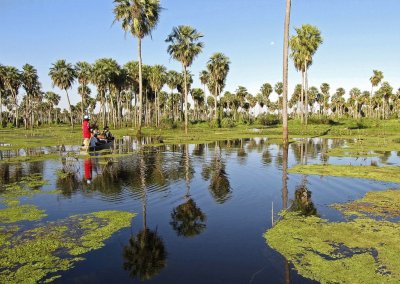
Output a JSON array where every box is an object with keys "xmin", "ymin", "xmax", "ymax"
[{"xmin": 82, "ymin": 115, "xmax": 91, "ymax": 149}]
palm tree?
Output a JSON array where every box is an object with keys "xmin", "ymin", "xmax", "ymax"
[
  {"xmin": 320, "ymin": 83, "xmax": 330, "ymax": 116},
  {"xmin": 49, "ymin": 59, "xmax": 76, "ymax": 128},
  {"xmin": 113, "ymin": 0, "xmax": 162, "ymax": 135},
  {"xmin": 282, "ymin": 0, "xmax": 291, "ymax": 144},
  {"xmin": 44, "ymin": 91, "xmax": 61, "ymax": 124},
  {"xmin": 75, "ymin": 61, "xmax": 92, "ymax": 121},
  {"xmin": 149, "ymin": 65, "xmax": 166, "ymax": 126},
  {"xmin": 166, "ymin": 70, "xmax": 179, "ymax": 122},
  {"xmin": 191, "ymin": 88, "xmax": 205, "ymax": 120},
  {"xmin": 22, "ymin": 64, "xmax": 41, "ymax": 129},
  {"xmin": 166, "ymin": 25, "xmax": 204, "ymax": 134},
  {"xmin": 370, "ymin": 70, "xmax": 384, "ymax": 118},
  {"xmin": 3, "ymin": 66, "xmax": 22, "ymax": 127},
  {"xmin": 260, "ymin": 83, "xmax": 273, "ymax": 112},
  {"xmin": 0, "ymin": 65, "xmax": 5, "ymax": 127},
  {"xmin": 290, "ymin": 24, "xmax": 323, "ymax": 125},
  {"xmin": 207, "ymin": 53, "xmax": 230, "ymax": 122},
  {"xmin": 199, "ymin": 70, "xmax": 209, "ymax": 100}
]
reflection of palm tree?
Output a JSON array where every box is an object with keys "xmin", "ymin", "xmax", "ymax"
[
  {"xmin": 170, "ymin": 198, "xmax": 206, "ymax": 237},
  {"xmin": 202, "ymin": 142, "xmax": 231, "ymax": 203},
  {"xmin": 123, "ymin": 148, "xmax": 167, "ymax": 280},
  {"xmin": 123, "ymin": 228, "xmax": 167, "ymax": 281},
  {"xmin": 171, "ymin": 144, "xmax": 207, "ymax": 237},
  {"xmin": 291, "ymin": 185, "xmax": 317, "ymax": 216}
]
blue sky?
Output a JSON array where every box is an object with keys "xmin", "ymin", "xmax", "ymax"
[{"xmin": 1, "ymin": 0, "xmax": 399, "ymax": 109}]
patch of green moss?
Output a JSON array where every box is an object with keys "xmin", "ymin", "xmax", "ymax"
[
  {"xmin": 0, "ymin": 153, "xmax": 63, "ymax": 164},
  {"xmin": 265, "ymin": 189, "xmax": 400, "ymax": 283},
  {"xmin": 0, "ymin": 210, "xmax": 135, "ymax": 283},
  {"xmin": 289, "ymin": 165, "xmax": 400, "ymax": 183},
  {"xmin": 333, "ymin": 189, "xmax": 400, "ymax": 218},
  {"xmin": 0, "ymin": 204, "xmax": 46, "ymax": 223}
]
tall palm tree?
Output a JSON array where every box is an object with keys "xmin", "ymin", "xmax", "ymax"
[
  {"xmin": 166, "ymin": 25, "xmax": 204, "ymax": 134},
  {"xmin": 3, "ymin": 66, "xmax": 22, "ymax": 127},
  {"xmin": 369, "ymin": 70, "xmax": 383, "ymax": 118},
  {"xmin": 44, "ymin": 91, "xmax": 61, "ymax": 124},
  {"xmin": 149, "ymin": 65, "xmax": 166, "ymax": 126},
  {"xmin": 75, "ymin": 61, "xmax": 92, "ymax": 121},
  {"xmin": 49, "ymin": 59, "xmax": 76, "ymax": 128},
  {"xmin": 166, "ymin": 70, "xmax": 179, "ymax": 122},
  {"xmin": 22, "ymin": 64, "xmax": 41, "ymax": 129},
  {"xmin": 320, "ymin": 83, "xmax": 330, "ymax": 116},
  {"xmin": 207, "ymin": 53, "xmax": 230, "ymax": 122},
  {"xmin": 282, "ymin": 0, "xmax": 291, "ymax": 144},
  {"xmin": 0, "ymin": 64, "xmax": 5, "ymax": 127},
  {"xmin": 290, "ymin": 24, "xmax": 323, "ymax": 125},
  {"xmin": 113, "ymin": 0, "xmax": 162, "ymax": 135},
  {"xmin": 199, "ymin": 70, "xmax": 209, "ymax": 102}
]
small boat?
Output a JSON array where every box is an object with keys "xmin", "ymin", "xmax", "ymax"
[{"xmin": 87, "ymin": 139, "xmax": 114, "ymax": 152}]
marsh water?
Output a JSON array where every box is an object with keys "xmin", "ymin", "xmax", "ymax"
[{"xmin": 1, "ymin": 137, "xmax": 399, "ymax": 283}]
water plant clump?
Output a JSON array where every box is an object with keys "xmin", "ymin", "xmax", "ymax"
[
  {"xmin": 332, "ymin": 189, "xmax": 400, "ymax": 218},
  {"xmin": 289, "ymin": 164, "xmax": 400, "ymax": 183},
  {"xmin": 265, "ymin": 189, "xmax": 400, "ymax": 283},
  {"xmin": 0, "ymin": 210, "xmax": 135, "ymax": 283}
]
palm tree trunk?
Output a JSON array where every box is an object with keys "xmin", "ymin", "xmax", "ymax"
[
  {"xmin": 305, "ymin": 65, "xmax": 308, "ymax": 126},
  {"xmin": 138, "ymin": 37, "xmax": 143, "ymax": 135},
  {"xmin": 214, "ymin": 84, "xmax": 218, "ymax": 121},
  {"xmin": 300, "ymin": 70, "xmax": 305, "ymax": 124},
  {"xmin": 65, "ymin": 90, "xmax": 74, "ymax": 129},
  {"xmin": 282, "ymin": 0, "xmax": 291, "ymax": 144},
  {"xmin": 81, "ymin": 87, "xmax": 85, "ymax": 123},
  {"xmin": 183, "ymin": 65, "xmax": 188, "ymax": 135}
]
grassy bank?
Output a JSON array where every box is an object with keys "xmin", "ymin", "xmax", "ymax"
[{"xmin": 1, "ymin": 118, "xmax": 400, "ymax": 151}]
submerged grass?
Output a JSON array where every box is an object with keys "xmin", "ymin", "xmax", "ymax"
[
  {"xmin": 289, "ymin": 164, "xmax": 400, "ymax": 183},
  {"xmin": 265, "ymin": 189, "xmax": 400, "ymax": 284}
]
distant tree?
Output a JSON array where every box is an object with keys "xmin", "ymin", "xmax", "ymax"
[
  {"xmin": 49, "ymin": 60, "xmax": 76, "ymax": 128},
  {"xmin": 207, "ymin": 52, "xmax": 230, "ymax": 121},
  {"xmin": 166, "ymin": 25, "xmax": 204, "ymax": 134},
  {"xmin": 3, "ymin": 66, "xmax": 22, "ymax": 127},
  {"xmin": 290, "ymin": 24, "xmax": 323, "ymax": 125},
  {"xmin": 75, "ymin": 61, "xmax": 92, "ymax": 121}
]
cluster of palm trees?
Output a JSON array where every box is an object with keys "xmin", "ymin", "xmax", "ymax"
[{"xmin": 1, "ymin": 0, "xmax": 399, "ymax": 130}]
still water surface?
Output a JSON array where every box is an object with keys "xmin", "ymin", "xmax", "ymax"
[{"xmin": 1, "ymin": 137, "xmax": 399, "ymax": 283}]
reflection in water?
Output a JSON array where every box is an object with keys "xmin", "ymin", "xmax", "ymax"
[
  {"xmin": 123, "ymin": 228, "xmax": 167, "ymax": 281},
  {"xmin": 123, "ymin": 148, "xmax": 167, "ymax": 281},
  {"xmin": 202, "ymin": 142, "xmax": 231, "ymax": 204},
  {"xmin": 281, "ymin": 142, "xmax": 291, "ymax": 284},
  {"xmin": 170, "ymin": 198, "xmax": 206, "ymax": 237},
  {"xmin": 291, "ymin": 185, "xmax": 318, "ymax": 217},
  {"xmin": 171, "ymin": 144, "xmax": 207, "ymax": 237}
]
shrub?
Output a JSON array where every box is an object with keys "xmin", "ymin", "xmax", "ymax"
[
  {"xmin": 256, "ymin": 113, "xmax": 280, "ymax": 126},
  {"xmin": 221, "ymin": 117, "xmax": 236, "ymax": 128}
]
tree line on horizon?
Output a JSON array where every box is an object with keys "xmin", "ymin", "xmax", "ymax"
[{"xmin": 0, "ymin": 0, "xmax": 398, "ymax": 131}]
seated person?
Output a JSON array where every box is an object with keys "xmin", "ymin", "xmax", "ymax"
[
  {"xmin": 89, "ymin": 128, "xmax": 106, "ymax": 147},
  {"xmin": 102, "ymin": 126, "xmax": 114, "ymax": 140}
]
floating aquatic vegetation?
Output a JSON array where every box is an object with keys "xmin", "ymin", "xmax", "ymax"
[
  {"xmin": 0, "ymin": 204, "xmax": 46, "ymax": 223},
  {"xmin": 0, "ymin": 210, "xmax": 135, "ymax": 283},
  {"xmin": 333, "ymin": 189, "xmax": 400, "ymax": 218},
  {"xmin": 289, "ymin": 165, "xmax": 400, "ymax": 183},
  {"xmin": 265, "ymin": 189, "xmax": 400, "ymax": 283}
]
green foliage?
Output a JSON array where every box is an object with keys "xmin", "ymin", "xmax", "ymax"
[
  {"xmin": 159, "ymin": 118, "xmax": 177, "ymax": 129},
  {"xmin": 208, "ymin": 119, "xmax": 219, "ymax": 129},
  {"xmin": 256, "ymin": 113, "xmax": 280, "ymax": 126},
  {"xmin": 220, "ymin": 117, "xmax": 236, "ymax": 128},
  {"xmin": 266, "ymin": 189, "xmax": 400, "ymax": 283}
]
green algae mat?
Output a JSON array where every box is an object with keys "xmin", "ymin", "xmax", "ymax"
[
  {"xmin": 289, "ymin": 164, "xmax": 400, "ymax": 183},
  {"xmin": 265, "ymin": 189, "xmax": 400, "ymax": 284},
  {"xmin": 0, "ymin": 173, "xmax": 136, "ymax": 283}
]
